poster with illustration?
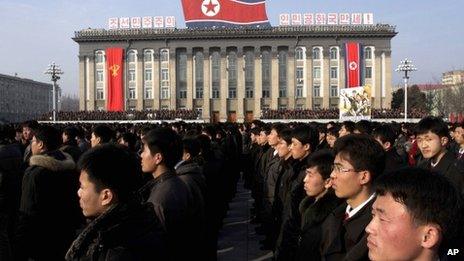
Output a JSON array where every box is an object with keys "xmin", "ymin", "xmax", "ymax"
[{"xmin": 339, "ymin": 85, "xmax": 372, "ymax": 121}]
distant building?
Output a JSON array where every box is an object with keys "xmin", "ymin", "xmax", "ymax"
[
  {"xmin": 74, "ymin": 25, "xmax": 397, "ymax": 122},
  {"xmin": 442, "ymin": 70, "xmax": 464, "ymax": 85},
  {"xmin": 0, "ymin": 73, "xmax": 53, "ymax": 122}
]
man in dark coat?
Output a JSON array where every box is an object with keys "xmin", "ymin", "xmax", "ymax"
[
  {"xmin": 13, "ymin": 125, "xmax": 81, "ymax": 260},
  {"xmin": 66, "ymin": 144, "xmax": 166, "ymax": 261},
  {"xmin": 60, "ymin": 126, "xmax": 82, "ymax": 163},
  {"xmin": 373, "ymin": 125, "xmax": 407, "ymax": 174},
  {"xmin": 415, "ymin": 117, "xmax": 464, "ymax": 195},
  {"xmin": 0, "ymin": 124, "xmax": 23, "ymax": 261},
  {"xmin": 296, "ymin": 150, "xmax": 343, "ymax": 261},
  {"xmin": 139, "ymin": 127, "xmax": 203, "ymax": 260},
  {"xmin": 320, "ymin": 134, "xmax": 386, "ymax": 261},
  {"xmin": 275, "ymin": 124, "xmax": 319, "ymax": 260}
]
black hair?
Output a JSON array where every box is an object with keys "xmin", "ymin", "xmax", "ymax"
[
  {"xmin": 0, "ymin": 124, "xmax": 15, "ymax": 144},
  {"xmin": 120, "ymin": 132, "xmax": 137, "ymax": 151},
  {"xmin": 291, "ymin": 124, "xmax": 319, "ymax": 153},
  {"xmin": 63, "ymin": 126, "xmax": 78, "ymax": 141},
  {"xmin": 327, "ymin": 126, "xmax": 340, "ymax": 137},
  {"xmin": 34, "ymin": 125, "xmax": 61, "ymax": 151},
  {"xmin": 306, "ymin": 149, "xmax": 335, "ymax": 179},
  {"xmin": 415, "ymin": 116, "xmax": 449, "ymax": 139},
  {"xmin": 372, "ymin": 125, "xmax": 397, "ymax": 146},
  {"xmin": 142, "ymin": 127, "xmax": 182, "ymax": 169},
  {"xmin": 182, "ymin": 137, "xmax": 201, "ymax": 159},
  {"xmin": 271, "ymin": 123, "xmax": 287, "ymax": 136},
  {"xmin": 341, "ymin": 121, "xmax": 356, "ymax": 133},
  {"xmin": 261, "ymin": 124, "xmax": 272, "ymax": 135},
  {"xmin": 92, "ymin": 125, "xmax": 115, "ymax": 144},
  {"xmin": 21, "ymin": 120, "xmax": 39, "ymax": 130},
  {"xmin": 375, "ymin": 168, "xmax": 464, "ymax": 254},
  {"xmin": 279, "ymin": 128, "xmax": 293, "ymax": 145},
  {"xmin": 250, "ymin": 127, "xmax": 261, "ymax": 136},
  {"xmin": 354, "ymin": 120, "xmax": 372, "ymax": 135},
  {"xmin": 333, "ymin": 134, "xmax": 386, "ymax": 182},
  {"xmin": 78, "ymin": 144, "xmax": 141, "ymax": 202}
]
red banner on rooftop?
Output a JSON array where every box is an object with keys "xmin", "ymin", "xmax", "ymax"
[{"xmin": 106, "ymin": 48, "xmax": 124, "ymax": 111}]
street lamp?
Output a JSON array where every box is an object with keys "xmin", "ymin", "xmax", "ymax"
[
  {"xmin": 44, "ymin": 62, "xmax": 64, "ymax": 122},
  {"xmin": 396, "ymin": 58, "xmax": 417, "ymax": 122}
]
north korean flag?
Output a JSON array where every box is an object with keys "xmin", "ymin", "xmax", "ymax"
[
  {"xmin": 181, "ymin": 0, "xmax": 270, "ymax": 28},
  {"xmin": 345, "ymin": 42, "xmax": 363, "ymax": 88}
]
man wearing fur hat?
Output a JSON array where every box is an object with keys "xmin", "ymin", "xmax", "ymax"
[{"xmin": 13, "ymin": 125, "xmax": 81, "ymax": 261}]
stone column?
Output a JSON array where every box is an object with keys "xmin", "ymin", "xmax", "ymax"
[
  {"xmin": 186, "ymin": 51, "xmax": 194, "ymax": 109},
  {"xmin": 271, "ymin": 47, "xmax": 279, "ymax": 110},
  {"xmin": 88, "ymin": 55, "xmax": 96, "ymax": 111},
  {"xmin": 306, "ymin": 51, "xmax": 313, "ymax": 109},
  {"xmin": 322, "ymin": 48, "xmax": 330, "ymax": 108},
  {"xmin": 220, "ymin": 50, "xmax": 227, "ymax": 121},
  {"xmin": 78, "ymin": 55, "xmax": 86, "ymax": 111},
  {"xmin": 237, "ymin": 50, "xmax": 245, "ymax": 121},
  {"xmin": 203, "ymin": 51, "xmax": 211, "ymax": 121},
  {"xmin": 384, "ymin": 50, "xmax": 393, "ymax": 109},
  {"xmin": 374, "ymin": 49, "xmax": 383, "ymax": 108},
  {"xmin": 136, "ymin": 53, "xmax": 144, "ymax": 110},
  {"xmin": 254, "ymin": 49, "xmax": 262, "ymax": 119},
  {"xmin": 287, "ymin": 50, "xmax": 295, "ymax": 109},
  {"xmin": 152, "ymin": 53, "xmax": 160, "ymax": 110},
  {"xmin": 169, "ymin": 50, "xmax": 177, "ymax": 110}
]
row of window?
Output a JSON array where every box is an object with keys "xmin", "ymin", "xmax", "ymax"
[{"xmin": 93, "ymin": 49, "xmax": 373, "ymax": 100}]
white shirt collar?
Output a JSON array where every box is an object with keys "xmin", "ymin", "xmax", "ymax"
[
  {"xmin": 174, "ymin": 160, "xmax": 185, "ymax": 170},
  {"xmin": 346, "ymin": 193, "xmax": 376, "ymax": 219}
]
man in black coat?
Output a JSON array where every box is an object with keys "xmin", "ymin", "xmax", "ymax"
[
  {"xmin": 0, "ymin": 124, "xmax": 23, "ymax": 261},
  {"xmin": 60, "ymin": 126, "xmax": 82, "ymax": 163},
  {"xmin": 415, "ymin": 117, "xmax": 464, "ymax": 195},
  {"xmin": 296, "ymin": 150, "xmax": 343, "ymax": 261},
  {"xmin": 13, "ymin": 125, "xmax": 81, "ymax": 260},
  {"xmin": 372, "ymin": 125, "xmax": 407, "ymax": 174},
  {"xmin": 139, "ymin": 128, "xmax": 203, "ymax": 260},
  {"xmin": 320, "ymin": 134, "xmax": 386, "ymax": 261},
  {"xmin": 66, "ymin": 144, "xmax": 166, "ymax": 260}
]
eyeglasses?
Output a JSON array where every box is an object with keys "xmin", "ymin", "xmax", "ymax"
[{"xmin": 331, "ymin": 164, "xmax": 357, "ymax": 173}]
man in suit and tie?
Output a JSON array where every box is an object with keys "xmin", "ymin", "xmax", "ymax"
[{"xmin": 320, "ymin": 134, "xmax": 386, "ymax": 261}]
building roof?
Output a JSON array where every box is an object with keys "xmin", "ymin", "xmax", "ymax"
[
  {"xmin": 73, "ymin": 24, "xmax": 397, "ymax": 43},
  {"xmin": 0, "ymin": 73, "xmax": 52, "ymax": 88}
]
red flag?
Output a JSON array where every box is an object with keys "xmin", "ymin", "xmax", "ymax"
[
  {"xmin": 106, "ymin": 48, "xmax": 124, "ymax": 111},
  {"xmin": 181, "ymin": 0, "xmax": 270, "ymax": 28},
  {"xmin": 345, "ymin": 42, "xmax": 361, "ymax": 88}
]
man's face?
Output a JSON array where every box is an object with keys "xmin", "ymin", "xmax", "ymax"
[
  {"xmin": 326, "ymin": 134, "xmax": 337, "ymax": 148},
  {"xmin": 454, "ymin": 127, "xmax": 464, "ymax": 145},
  {"xmin": 22, "ymin": 127, "xmax": 33, "ymax": 141},
  {"xmin": 339, "ymin": 125, "xmax": 350, "ymax": 137},
  {"xmin": 77, "ymin": 171, "xmax": 107, "ymax": 218},
  {"xmin": 290, "ymin": 138, "xmax": 309, "ymax": 160},
  {"xmin": 31, "ymin": 136, "xmax": 43, "ymax": 155},
  {"xmin": 250, "ymin": 133, "xmax": 257, "ymax": 143},
  {"xmin": 318, "ymin": 132, "xmax": 326, "ymax": 143},
  {"xmin": 258, "ymin": 131, "xmax": 268, "ymax": 145},
  {"xmin": 268, "ymin": 129, "xmax": 280, "ymax": 147},
  {"xmin": 303, "ymin": 166, "xmax": 327, "ymax": 197},
  {"xmin": 330, "ymin": 153, "xmax": 364, "ymax": 199},
  {"xmin": 374, "ymin": 137, "xmax": 390, "ymax": 152},
  {"xmin": 62, "ymin": 133, "xmax": 69, "ymax": 143},
  {"xmin": 277, "ymin": 139, "xmax": 291, "ymax": 159},
  {"xmin": 366, "ymin": 193, "xmax": 425, "ymax": 261},
  {"xmin": 90, "ymin": 132, "xmax": 100, "ymax": 148},
  {"xmin": 140, "ymin": 143, "xmax": 158, "ymax": 173},
  {"xmin": 416, "ymin": 131, "xmax": 446, "ymax": 159}
]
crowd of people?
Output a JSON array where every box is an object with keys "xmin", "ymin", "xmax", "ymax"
[
  {"xmin": 261, "ymin": 108, "xmax": 428, "ymax": 120},
  {"xmin": 37, "ymin": 109, "xmax": 200, "ymax": 121},
  {"xmin": 0, "ymin": 116, "xmax": 463, "ymax": 260}
]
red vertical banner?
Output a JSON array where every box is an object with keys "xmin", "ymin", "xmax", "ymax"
[
  {"xmin": 345, "ymin": 42, "xmax": 361, "ymax": 88},
  {"xmin": 106, "ymin": 48, "xmax": 124, "ymax": 111}
]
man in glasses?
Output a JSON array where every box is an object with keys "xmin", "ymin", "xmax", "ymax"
[{"xmin": 320, "ymin": 134, "xmax": 386, "ymax": 260}]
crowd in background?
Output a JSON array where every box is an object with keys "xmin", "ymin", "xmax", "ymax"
[
  {"xmin": 37, "ymin": 109, "xmax": 200, "ymax": 121},
  {"xmin": 261, "ymin": 108, "xmax": 428, "ymax": 119},
  {"xmin": 0, "ymin": 116, "xmax": 463, "ymax": 260}
]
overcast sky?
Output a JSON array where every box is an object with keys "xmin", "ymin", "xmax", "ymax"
[{"xmin": 0, "ymin": 0, "xmax": 462, "ymax": 95}]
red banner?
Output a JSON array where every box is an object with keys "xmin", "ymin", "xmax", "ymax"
[
  {"xmin": 106, "ymin": 48, "xmax": 124, "ymax": 111},
  {"xmin": 345, "ymin": 42, "xmax": 361, "ymax": 88},
  {"xmin": 181, "ymin": 0, "xmax": 270, "ymax": 28}
]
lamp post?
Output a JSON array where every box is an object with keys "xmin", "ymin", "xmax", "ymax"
[
  {"xmin": 45, "ymin": 62, "xmax": 64, "ymax": 122},
  {"xmin": 396, "ymin": 58, "xmax": 417, "ymax": 122}
]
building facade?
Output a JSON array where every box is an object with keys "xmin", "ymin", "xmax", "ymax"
[
  {"xmin": 442, "ymin": 70, "xmax": 464, "ymax": 86},
  {"xmin": 74, "ymin": 25, "xmax": 396, "ymax": 122},
  {"xmin": 0, "ymin": 73, "xmax": 53, "ymax": 123}
]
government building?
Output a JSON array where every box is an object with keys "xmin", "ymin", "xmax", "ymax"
[
  {"xmin": 73, "ymin": 25, "xmax": 396, "ymax": 122},
  {"xmin": 0, "ymin": 73, "xmax": 53, "ymax": 123}
]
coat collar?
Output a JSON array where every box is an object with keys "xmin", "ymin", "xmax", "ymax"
[{"xmin": 29, "ymin": 151, "xmax": 75, "ymax": 172}]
